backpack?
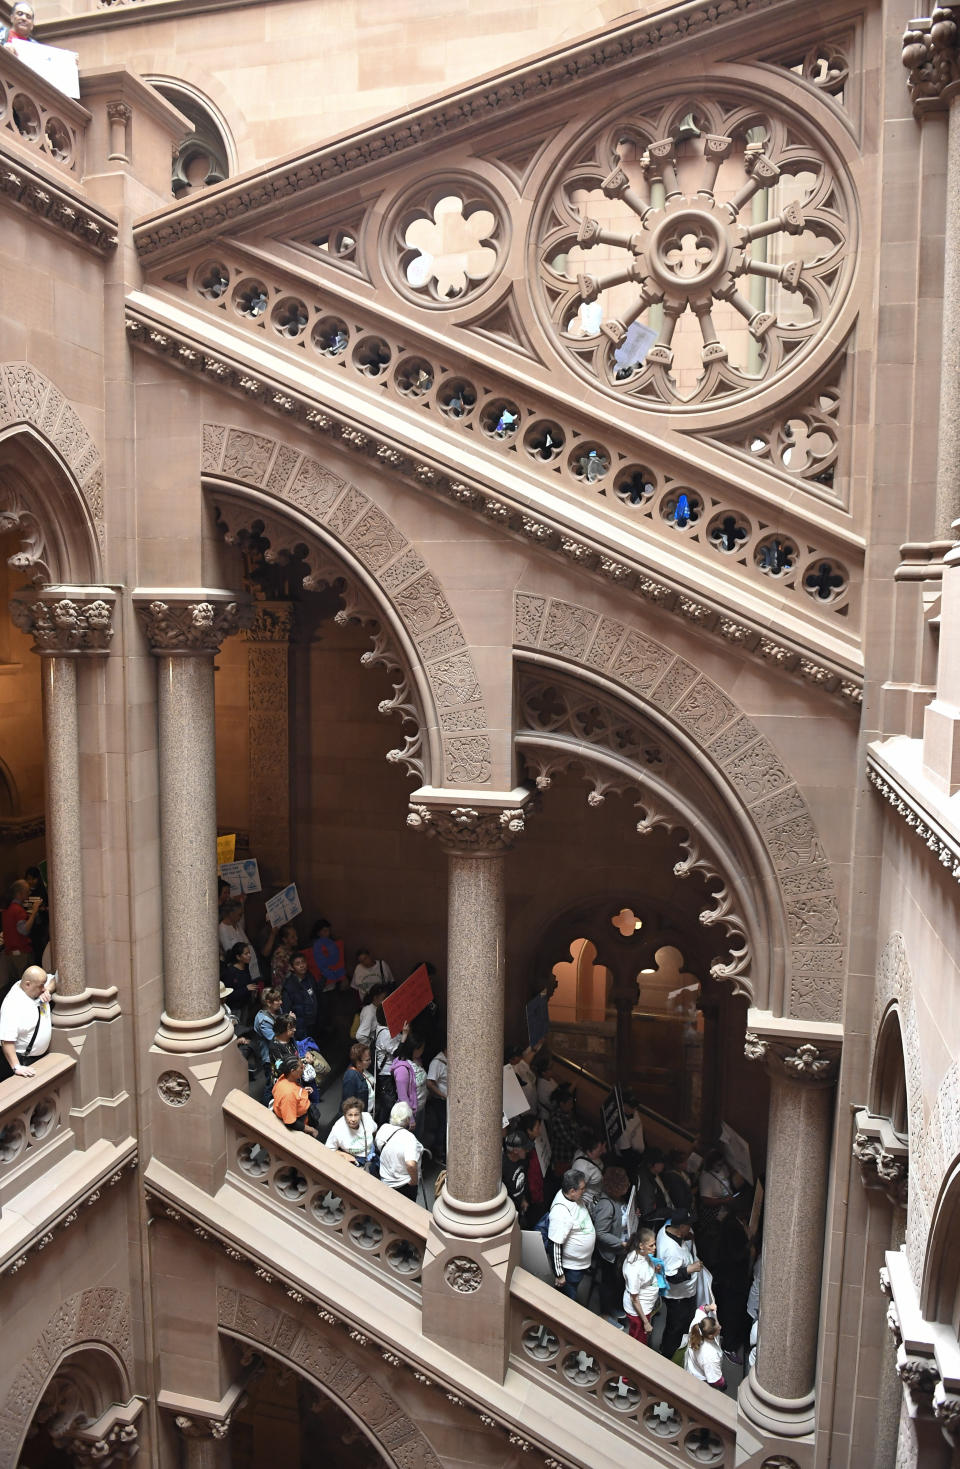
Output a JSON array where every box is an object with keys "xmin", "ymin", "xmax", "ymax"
[
  {"xmin": 374, "ymin": 1066, "xmax": 399, "ymax": 1125},
  {"xmin": 535, "ymin": 1211, "xmax": 553, "ymax": 1263}
]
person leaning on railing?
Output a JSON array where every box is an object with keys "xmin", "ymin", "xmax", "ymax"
[
  {"xmin": 0, "ymin": 963, "xmax": 55, "ymax": 1080},
  {"xmin": 0, "ymin": 2, "xmax": 37, "ymax": 48}
]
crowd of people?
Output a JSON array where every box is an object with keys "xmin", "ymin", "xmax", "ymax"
[{"xmin": 218, "ymin": 885, "xmax": 446, "ymax": 1204}]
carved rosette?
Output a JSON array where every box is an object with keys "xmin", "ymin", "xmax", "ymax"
[
  {"xmin": 443, "ymin": 1256, "xmax": 483, "ymax": 1293},
  {"xmin": 10, "ymin": 589, "xmax": 115, "ymax": 654},
  {"xmin": 406, "ymin": 802, "xmax": 527, "ymax": 853},
  {"xmin": 902, "ymin": 7, "xmax": 960, "ymax": 111},
  {"xmin": 743, "ymin": 1032, "xmax": 840, "ymax": 1083},
  {"xmin": 135, "ymin": 595, "xmax": 251, "ymax": 655}
]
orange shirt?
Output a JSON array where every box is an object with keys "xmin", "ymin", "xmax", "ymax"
[{"xmin": 272, "ymin": 1076, "xmax": 310, "ymax": 1125}]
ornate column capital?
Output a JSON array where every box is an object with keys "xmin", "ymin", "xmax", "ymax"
[
  {"xmin": 10, "ymin": 586, "xmax": 116, "ymax": 655},
  {"xmin": 240, "ymin": 599, "xmax": 295, "ymax": 642},
  {"xmin": 407, "ymin": 786, "xmax": 533, "ymax": 854},
  {"xmin": 174, "ymin": 1413, "xmax": 236, "ymax": 1440},
  {"xmin": 903, "ymin": 7, "xmax": 960, "ymax": 113},
  {"xmin": 743, "ymin": 1013, "xmax": 842, "ymax": 1083},
  {"xmin": 134, "ymin": 589, "xmax": 252, "ymax": 654}
]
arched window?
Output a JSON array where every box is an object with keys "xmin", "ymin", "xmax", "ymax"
[
  {"xmin": 870, "ymin": 1003, "xmax": 908, "ymax": 1139},
  {"xmin": 145, "ymin": 78, "xmax": 234, "ymax": 198},
  {"xmin": 922, "ymin": 1155, "xmax": 960, "ymax": 1334}
]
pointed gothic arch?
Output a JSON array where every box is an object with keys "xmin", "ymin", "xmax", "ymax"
[
  {"xmin": 202, "ymin": 423, "xmax": 495, "ymax": 789},
  {"xmin": 514, "ymin": 593, "xmax": 846, "ymax": 1022},
  {"xmin": 0, "ymin": 363, "xmax": 104, "ymax": 584}
]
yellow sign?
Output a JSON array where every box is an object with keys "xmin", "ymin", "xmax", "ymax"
[{"xmin": 217, "ymin": 834, "xmax": 236, "ymax": 866}]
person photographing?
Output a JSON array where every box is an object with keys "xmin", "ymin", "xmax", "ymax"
[{"xmin": 0, "ymin": 964, "xmax": 55, "ymax": 1079}]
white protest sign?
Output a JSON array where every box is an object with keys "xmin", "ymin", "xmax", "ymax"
[
  {"xmin": 7, "ymin": 37, "xmax": 80, "ymax": 98},
  {"xmin": 502, "ymin": 1063, "xmax": 530, "ymax": 1121},
  {"xmin": 265, "ymin": 883, "xmax": 302, "ymax": 929},
  {"xmin": 218, "ymin": 858, "xmax": 261, "ymax": 895},
  {"xmin": 720, "ymin": 1120, "xmax": 754, "ymax": 1184}
]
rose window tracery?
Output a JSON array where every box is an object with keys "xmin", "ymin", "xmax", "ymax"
[{"xmin": 537, "ymin": 95, "xmax": 852, "ymax": 408}]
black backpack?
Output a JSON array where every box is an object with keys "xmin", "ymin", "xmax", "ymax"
[{"xmin": 374, "ymin": 1064, "xmax": 399, "ymax": 1126}]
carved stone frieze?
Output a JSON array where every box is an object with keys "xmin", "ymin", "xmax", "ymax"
[
  {"xmin": 134, "ymin": 595, "xmax": 251, "ymax": 655},
  {"xmin": 868, "ymin": 760, "xmax": 960, "ymax": 884},
  {"xmin": 743, "ymin": 1033, "xmax": 840, "ymax": 1082},
  {"xmin": 242, "ymin": 602, "xmax": 295, "ymax": 642},
  {"xmin": 9, "ymin": 589, "xmax": 115, "ymax": 653},
  {"xmin": 0, "ymin": 157, "xmax": 118, "ymax": 255},
  {"xmin": 407, "ymin": 802, "xmax": 526, "ymax": 853}
]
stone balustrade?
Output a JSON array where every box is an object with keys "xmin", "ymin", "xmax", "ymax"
[
  {"xmin": 509, "ymin": 1269, "xmax": 738, "ymax": 1468},
  {"xmin": 223, "ymin": 1091, "xmax": 428, "ymax": 1298},
  {"xmin": 0, "ymin": 45, "xmax": 89, "ymax": 179},
  {"xmin": 0, "ymin": 1053, "xmax": 76, "ymax": 1209}
]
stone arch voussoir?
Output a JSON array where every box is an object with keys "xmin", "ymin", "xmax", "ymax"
[
  {"xmin": 514, "ymin": 591, "xmax": 845, "ymax": 1023},
  {"xmin": 0, "ymin": 362, "xmax": 104, "ymax": 580},
  {"xmin": 217, "ymin": 1287, "xmax": 443, "ymax": 1468},
  {"xmin": 202, "ymin": 423, "xmax": 494, "ymax": 788},
  {"xmin": 0, "ymin": 1286, "xmax": 133, "ymax": 1465}
]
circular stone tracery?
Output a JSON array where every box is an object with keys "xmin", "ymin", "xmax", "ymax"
[{"xmin": 536, "ymin": 92, "xmax": 853, "ymax": 410}]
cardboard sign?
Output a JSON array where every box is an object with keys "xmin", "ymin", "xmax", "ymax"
[
  {"xmin": 502, "ymin": 1063, "xmax": 530, "ymax": 1121},
  {"xmin": 748, "ymin": 1178, "xmax": 764, "ymax": 1238},
  {"xmin": 265, "ymin": 883, "xmax": 302, "ymax": 929},
  {"xmin": 602, "ymin": 1085, "xmax": 625, "ymax": 1150},
  {"xmin": 535, "ymin": 1128, "xmax": 552, "ymax": 1178},
  {"xmin": 218, "ymin": 858, "xmax": 261, "ymax": 895},
  {"xmin": 526, "ymin": 992, "xmax": 550, "ymax": 1050},
  {"xmin": 381, "ymin": 963, "xmax": 433, "ymax": 1037},
  {"xmin": 720, "ymin": 1120, "xmax": 754, "ymax": 1185},
  {"xmin": 217, "ymin": 833, "xmax": 236, "ymax": 866},
  {"xmin": 6, "ymin": 37, "xmax": 80, "ymax": 98},
  {"xmin": 625, "ymin": 1184, "xmax": 639, "ymax": 1240}
]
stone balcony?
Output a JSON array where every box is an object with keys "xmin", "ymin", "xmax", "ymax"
[{"xmin": 0, "ymin": 44, "xmax": 89, "ymax": 180}]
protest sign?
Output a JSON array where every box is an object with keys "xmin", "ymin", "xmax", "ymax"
[
  {"xmin": 748, "ymin": 1178, "xmax": 764, "ymax": 1238},
  {"xmin": 502, "ymin": 1063, "xmax": 530, "ymax": 1121},
  {"xmin": 265, "ymin": 883, "xmax": 302, "ymax": 929},
  {"xmin": 602, "ymin": 1085, "xmax": 625, "ymax": 1150},
  {"xmin": 720, "ymin": 1120, "xmax": 754, "ymax": 1184},
  {"xmin": 7, "ymin": 37, "xmax": 80, "ymax": 98},
  {"xmin": 217, "ymin": 833, "xmax": 236, "ymax": 865},
  {"xmin": 535, "ymin": 1129, "xmax": 552, "ymax": 1178},
  {"xmin": 218, "ymin": 858, "xmax": 261, "ymax": 895},
  {"xmin": 526, "ymin": 991, "xmax": 550, "ymax": 1050},
  {"xmin": 381, "ymin": 963, "xmax": 433, "ymax": 1037},
  {"xmin": 625, "ymin": 1184, "xmax": 639, "ymax": 1240}
]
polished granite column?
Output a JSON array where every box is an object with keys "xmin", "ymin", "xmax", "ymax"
[
  {"xmin": 739, "ymin": 1021, "xmax": 841, "ymax": 1441},
  {"xmin": 10, "ymin": 588, "xmax": 116, "ymax": 1025},
  {"xmin": 135, "ymin": 592, "xmax": 249, "ymax": 1053},
  {"xmin": 408, "ymin": 788, "xmax": 530, "ymax": 1381}
]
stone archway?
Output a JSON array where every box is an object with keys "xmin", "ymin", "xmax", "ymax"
[
  {"xmin": 202, "ymin": 423, "xmax": 494, "ymax": 788},
  {"xmin": 0, "ymin": 363, "xmax": 104, "ymax": 582},
  {"xmin": 217, "ymin": 1288, "xmax": 443, "ymax": 1469},
  {"xmin": 514, "ymin": 590, "xmax": 846, "ymax": 1022},
  {"xmin": 0, "ymin": 1287, "xmax": 134, "ymax": 1466}
]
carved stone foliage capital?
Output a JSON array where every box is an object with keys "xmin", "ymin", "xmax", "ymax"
[
  {"xmin": 407, "ymin": 802, "xmax": 527, "ymax": 853},
  {"xmin": 10, "ymin": 591, "xmax": 114, "ymax": 653},
  {"xmin": 852, "ymin": 1112, "xmax": 909, "ymax": 1206},
  {"xmin": 743, "ymin": 1033, "xmax": 840, "ymax": 1082},
  {"xmin": 903, "ymin": 8, "xmax": 960, "ymax": 109},
  {"xmin": 242, "ymin": 600, "xmax": 295, "ymax": 642},
  {"xmin": 174, "ymin": 1412, "xmax": 236, "ymax": 1440},
  {"xmin": 135, "ymin": 596, "xmax": 251, "ymax": 655},
  {"xmin": 934, "ymin": 1382, "xmax": 960, "ymax": 1436}
]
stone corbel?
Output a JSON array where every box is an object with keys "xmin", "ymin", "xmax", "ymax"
[
  {"xmin": 159, "ymin": 1378, "xmax": 248, "ymax": 1442},
  {"xmin": 58, "ymin": 1395, "xmax": 144, "ymax": 1467},
  {"xmin": 882, "ymin": 1245, "xmax": 960, "ymax": 1441},
  {"xmin": 743, "ymin": 1012, "xmax": 843, "ymax": 1082},
  {"xmin": 406, "ymin": 786, "xmax": 533, "ymax": 854},
  {"xmin": 902, "ymin": 7, "xmax": 960, "ymax": 114},
  {"xmin": 852, "ymin": 1107, "xmax": 909, "ymax": 1206}
]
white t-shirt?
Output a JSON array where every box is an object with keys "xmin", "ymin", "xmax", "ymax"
[
  {"xmin": 351, "ymin": 958, "xmax": 394, "ymax": 995},
  {"xmin": 656, "ymin": 1224, "xmax": 698, "ymax": 1299},
  {"xmin": 374, "ymin": 1024, "xmax": 401, "ymax": 1073},
  {"xmin": 0, "ymin": 982, "xmax": 52, "ymax": 1059},
  {"xmin": 700, "ymin": 1164, "xmax": 734, "ymax": 1200},
  {"xmin": 548, "ymin": 1193, "xmax": 596, "ymax": 1271},
  {"xmin": 376, "ymin": 1123, "xmax": 422, "ymax": 1189},
  {"xmin": 356, "ymin": 1003, "xmax": 378, "ymax": 1048},
  {"xmin": 622, "ymin": 1251, "xmax": 660, "ymax": 1318},
  {"xmin": 684, "ymin": 1309, "xmax": 724, "ymax": 1383},
  {"xmin": 325, "ymin": 1112, "xmax": 375, "ymax": 1159},
  {"xmin": 427, "ymin": 1052, "xmax": 447, "ymax": 1098}
]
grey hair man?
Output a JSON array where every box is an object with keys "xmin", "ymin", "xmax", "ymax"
[{"xmin": 547, "ymin": 1167, "xmax": 596, "ymax": 1301}]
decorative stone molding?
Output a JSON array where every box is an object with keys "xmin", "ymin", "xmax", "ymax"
[
  {"xmin": 204, "ymin": 441, "xmax": 495, "ymax": 785},
  {"xmin": 902, "ymin": 7, "xmax": 960, "ymax": 112},
  {"xmin": 0, "ymin": 1287, "xmax": 134, "ymax": 1465},
  {"xmin": 516, "ymin": 593, "xmax": 846, "ymax": 1021},
  {"xmin": 126, "ymin": 322, "xmax": 863, "ymax": 704},
  {"xmin": 868, "ymin": 759, "xmax": 960, "ymax": 884},
  {"xmin": 0, "ymin": 152, "xmax": 118, "ymax": 254},
  {"xmin": 0, "ymin": 362, "xmax": 106, "ymax": 552},
  {"xmin": 406, "ymin": 797, "xmax": 528, "ymax": 853},
  {"xmin": 444, "ymin": 1256, "xmax": 483, "ymax": 1293},
  {"xmin": 157, "ymin": 1070, "xmax": 191, "ymax": 1106},
  {"xmin": 0, "ymin": 1147, "xmax": 138, "ymax": 1278},
  {"xmin": 743, "ymin": 1031, "xmax": 840, "ymax": 1082},
  {"xmin": 134, "ymin": 592, "xmax": 251, "ymax": 655},
  {"xmin": 10, "ymin": 587, "xmax": 115, "ymax": 654},
  {"xmin": 52, "ymin": 1396, "xmax": 143, "ymax": 1467},
  {"xmin": 241, "ymin": 601, "xmax": 294, "ymax": 642},
  {"xmin": 174, "ymin": 1411, "xmax": 235, "ymax": 1440}
]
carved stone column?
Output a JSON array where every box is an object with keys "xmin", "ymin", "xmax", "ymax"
[
  {"xmin": 407, "ymin": 787, "xmax": 531, "ymax": 1382},
  {"xmin": 739, "ymin": 1019, "xmax": 842, "ymax": 1440},
  {"xmin": 903, "ymin": 9, "xmax": 960, "ymax": 541},
  {"xmin": 242, "ymin": 601, "xmax": 293, "ymax": 885},
  {"xmin": 135, "ymin": 592, "xmax": 249, "ymax": 1053},
  {"xmin": 9, "ymin": 589, "xmax": 116, "ymax": 1024}
]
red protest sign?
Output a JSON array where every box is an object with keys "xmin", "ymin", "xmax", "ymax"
[{"xmin": 382, "ymin": 963, "xmax": 433, "ymax": 1037}]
